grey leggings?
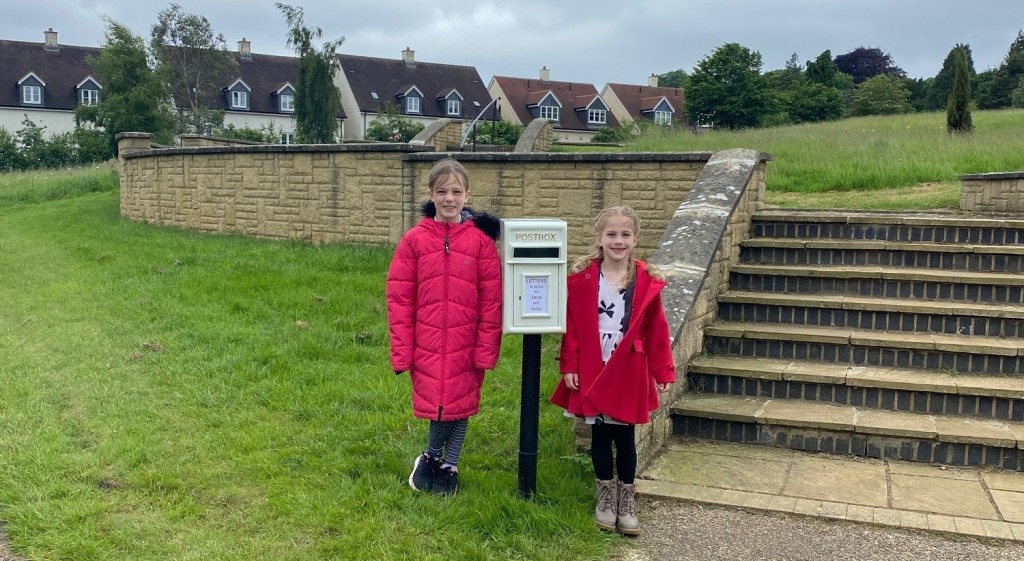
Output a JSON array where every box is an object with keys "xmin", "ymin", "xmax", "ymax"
[{"xmin": 426, "ymin": 419, "xmax": 469, "ymax": 466}]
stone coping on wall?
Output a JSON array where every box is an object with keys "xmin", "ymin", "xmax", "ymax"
[
  {"xmin": 960, "ymin": 171, "xmax": 1024, "ymax": 180},
  {"xmin": 121, "ymin": 142, "xmax": 436, "ymax": 159},
  {"xmin": 403, "ymin": 151, "xmax": 717, "ymax": 163}
]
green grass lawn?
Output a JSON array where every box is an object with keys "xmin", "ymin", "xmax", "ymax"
[
  {"xmin": 0, "ymin": 177, "xmax": 609, "ymax": 560},
  {"xmin": 557, "ymin": 109, "xmax": 1024, "ymax": 202}
]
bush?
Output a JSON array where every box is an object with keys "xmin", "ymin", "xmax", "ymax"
[
  {"xmin": 216, "ymin": 123, "xmax": 282, "ymax": 143},
  {"xmin": 592, "ymin": 126, "xmax": 632, "ymax": 143},
  {"xmin": 0, "ymin": 118, "xmax": 112, "ymax": 172},
  {"xmin": 365, "ymin": 102, "xmax": 425, "ymax": 142},
  {"xmin": 467, "ymin": 120, "xmax": 523, "ymax": 145}
]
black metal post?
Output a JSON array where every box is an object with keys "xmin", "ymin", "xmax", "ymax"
[{"xmin": 518, "ymin": 333, "xmax": 542, "ymax": 499}]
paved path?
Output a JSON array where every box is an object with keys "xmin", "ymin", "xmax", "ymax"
[{"xmin": 636, "ymin": 438, "xmax": 1024, "ymax": 544}]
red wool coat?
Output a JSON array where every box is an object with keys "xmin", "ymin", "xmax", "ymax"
[
  {"xmin": 387, "ymin": 204, "xmax": 502, "ymax": 421},
  {"xmin": 551, "ymin": 260, "xmax": 676, "ymax": 425}
]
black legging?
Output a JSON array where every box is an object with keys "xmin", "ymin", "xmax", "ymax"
[{"xmin": 591, "ymin": 422, "xmax": 636, "ymax": 484}]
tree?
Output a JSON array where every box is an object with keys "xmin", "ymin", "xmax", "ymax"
[
  {"xmin": 364, "ymin": 102, "xmax": 424, "ymax": 142},
  {"xmin": 657, "ymin": 69, "xmax": 688, "ymax": 89},
  {"xmin": 947, "ymin": 47, "xmax": 973, "ymax": 135},
  {"xmin": 834, "ymin": 46, "xmax": 906, "ymax": 84},
  {"xmin": 277, "ymin": 3, "xmax": 343, "ymax": 143},
  {"xmin": 151, "ymin": 3, "xmax": 238, "ymax": 134},
  {"xmin": 76, "ymin": 17, "xmax": 174, "ymax": 152},
  {"xmin": 904, "ymin": 77, "xmax": 932, "ymax": 112},
  {"xmin": 926, "ymin": 44, "xmax": 976, "ymax": 111},
  {"xmin": 805, "ymin": 50, "xmax": 840, "ymax": 86},
  {"xmin": 979, "ymin": 30, "xmax": 1024, "ymax": 109},
  {"xmin": 786, "ymin": 81, "xmax": 844, "ymax": 123},
  {"xmin": 850, "ymin": 75, "xmax": 913, "ymax": 116},
  {"xmin": 686, "ymin": 43, "xmax": 776, "ymax": 129}
]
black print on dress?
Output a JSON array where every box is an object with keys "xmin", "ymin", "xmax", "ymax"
[
  {"xmin": 619, "ymin": 280, "xmax": 636, "ymax": 334},
  {"xmin": 598, "ymin": 300, "xmax": 616, "ymax": 318}
]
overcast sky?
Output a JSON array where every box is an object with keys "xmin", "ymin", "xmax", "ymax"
[{"xmin": 4, "ymin": 1, "xmax": 1023, "ymax": 86}]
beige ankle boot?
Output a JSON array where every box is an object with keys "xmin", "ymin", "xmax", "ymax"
[
  {"xmin": 594, "ymin": 479, "xmax": 617, "ymax": 531},
  {"xmin": 616, "ymin": 481, "xmax": 639, "ymax": 535}
]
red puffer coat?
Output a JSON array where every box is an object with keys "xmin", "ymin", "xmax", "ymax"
[
  {"xmin": 551, "ymin": 260, "xmax": 676, "ymax": 425},
  {"xmin": 387, "ymin": 203, "xmax": 502, "ymax": 421}
]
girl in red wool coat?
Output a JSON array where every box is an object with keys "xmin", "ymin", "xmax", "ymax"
[
  {"xmin": 551, "ymin": 206, "xmax": 675, "ymax": 535},
  {"xmin": 386, "ymin": 158, "xmax": 502, "ymax": 496}
]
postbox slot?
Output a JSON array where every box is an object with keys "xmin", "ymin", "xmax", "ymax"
[{"xmin": 512, "ymin": 247, "xmax": 560, "ymax": 259}]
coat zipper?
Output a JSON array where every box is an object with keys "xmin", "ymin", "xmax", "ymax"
[{"xmin": 439, "ymin": 222, "xmax": 451, "ymax": 420}]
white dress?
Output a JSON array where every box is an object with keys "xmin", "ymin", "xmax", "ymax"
[{"xmin": 571, "ymin": 271, "xmax": 633, "ymax": 425}]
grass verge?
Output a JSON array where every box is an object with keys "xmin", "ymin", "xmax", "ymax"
[{"xmin": 0, "ymin": 190, "xmax": 609, "ymax": 560}]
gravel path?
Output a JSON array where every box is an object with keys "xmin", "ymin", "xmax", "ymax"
[{"xmin": 613, "ymin": 497, "xmax": 1024, "ymax": 561}]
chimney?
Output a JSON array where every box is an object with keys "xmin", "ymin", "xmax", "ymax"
[
  {"xmin": 648, "ymin": 73, "xmax": 659, "ymax": 88},
  {"xmin": 238, "ymin": 37, "xmax": 252, "ymax": 60},
  {"xmin": 539, "ymin": 66, "xmax": 550, "ymax": 82},
  {"xmin": 403, "ymin": 47, "xmax": 415, "ymax": 67},
  {"xmin": 43, "ymin": 28, "xmax": 58, "ymax": 51}
]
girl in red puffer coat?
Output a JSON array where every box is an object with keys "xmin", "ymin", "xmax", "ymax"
[
  {"xmin": 551, "ymin": 206, "xmax": 676, "ymax": 535},
  {"xmin": 387, "ymin": 158, "xmax": 502, "ymax": 496}
]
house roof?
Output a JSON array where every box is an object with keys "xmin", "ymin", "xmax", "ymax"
[
  {"xmin": 225, "ymin": 51, "xmax": 345, "ymax": 118},
  {"xmin": 337, "ymin": 53, "xmax": 491, "ymax": 118},
  {"xmin": 0, "ymin": 39, "xmax": 101, "ymax": 111},
  {"xmin": 491, "ymin": 75, "xmax": 619, "ymax": 131},
  {"xmin": 606, "ymin": 82, "xmax": 685, "ymax": 122}
]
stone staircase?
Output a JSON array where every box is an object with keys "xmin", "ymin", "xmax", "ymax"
[{"xmin": 672, "ymin": 210, "xmax": 1024, "ymax": 471}]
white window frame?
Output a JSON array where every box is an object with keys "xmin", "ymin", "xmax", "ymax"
[
  {"xmin": 539, "ymin": 105, "xmax": 559, "ymax": 121},
  {"xmin": 654, "ymin": 111, "xmax": 672, "ymax": 125},
  {"xmin": 406, "ymin": 96, "xmax": 420, "ymax": 114},
  {"xmin": 446, "ymin": 99, "xmax": 461, "ymax": 116},
  {"xmin": 588, "ymin": 108, "xmax": 607, "ymax": 125},
  {"xmin": 280, "ymin": 94, "xmax": 294, "ymax": 112},
  {"xmin": 281, "ymin": 132, "xmax": 294, "ymax": 145},
  {"xmin": 231, "ymin": 90, "xmax": 248, "ymax": 109},
  {"xmin": 80, "ymin": 89, "xmax": 99, "ymax": 106},
  {"xmin": 23, "ymin": 85, "xmax": 42, "ymax": 105}
]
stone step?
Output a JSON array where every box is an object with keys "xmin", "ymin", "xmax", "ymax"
[
  {"xmin": 718, "ymin": 291, "xmax": 1024, "ymax": 336},
  {"xmin": 730, "ymin": 264, "xmax": 1024, "ymax": 304},
  {"xmin": 687, "ymin": 356, "xmax": 1024, "ymax": 420},
  {"xmin": 670, "ymin": 393, "xmax": 1024, "ymax": 470},
  {"xmin": 740, "ymin": 239, "xmax": 1024, "ymax": 273},
  {"xmin": 751, "ymin": 211, "xmax": 1024, "ymax": 245},
  {"xmin": 703, "ymin": 321, "xmax": 1024, "ymax": 374}
]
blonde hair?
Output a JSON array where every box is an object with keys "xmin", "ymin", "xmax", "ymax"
[
  {"xmin": 428, "ymin": 158, "xmax": 469, "ymax": 192},
  {"xmin": 570, "ymin": 206, "xmax": 640, "ymax": 287}
]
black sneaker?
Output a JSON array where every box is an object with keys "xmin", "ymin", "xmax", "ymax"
[
  {"xmin": 432, "ymin": 465, "xmax": 459, "ymax": 496},
  {"xmin": 409, "ymin": 453, "xmax": 439, "ymax": 491}
]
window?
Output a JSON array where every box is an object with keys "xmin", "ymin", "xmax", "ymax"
[
  {"xmin": 406, "ymin": 96, "xmax": 420, "ymax": 113},
  {"xmin": 80, "ymin": 89, "xmax": 99, "ymax": 106},
  {"xmin": 370, "ymin": 90, "xmax": 379, "ymax": 100},
  {"xmin": 281, "ymin": 132, "xmax": 294, "ymax": 145},
  {"xmin": 231, "ymin": 90, "xmax": 248, "ymax": 109},
  {"xmin": 22, "ymin": 85, "xmax": 42, "ymax": 104},
  {"xmin": 446, "ymin": 99, "xmax": 461, "ymax": 116},
  {"xmin": 280, "ymin": 94, "xmax": 294, "ymax": 112},
  {"xmin": 588, "ymin": 109, "xmax": 607, "ymax": 125},
  {"xmin": 539, "ymin": 105, "xmax": 559, "ymax": 121},
  {"xmin": 654, "ymin": 110, "xmax": 672, "ymax": 125}
]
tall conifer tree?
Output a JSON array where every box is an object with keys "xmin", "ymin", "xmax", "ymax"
[
  {"xmin": 947, "ymin": 47, "xmax": 974, "ymax": 135},
  {"xmin": 276, "ymin": 3, "xmax": 343, "ymax": 143}
]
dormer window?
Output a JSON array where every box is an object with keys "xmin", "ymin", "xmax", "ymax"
[
  {"xmin": 280, "ymin": 94, "xmax": 294, "ymax": 112},
  {"xmin": 226, "ymin": 79, "xmax": 252, "ymax": 110},
  {"xmin": 447, "ymin": 99, "xmax": 461, "ymax": 116},
  {"xmin": 23, "ymin": 85, "xmax": 42, "ymax": 105},
  {"xmin": 588, "ymin": 109, "xmax": 607, "ymax": 125},
  {"xmin": 406, "ymin": 96, "xmax": 420, "ymax": 114},
  {"xmin": 654, "ymin": 110, "xmax": 672, "ymax": 125},
  {"xmin": 80, "ymin": 89, "xmax": 99, "ymax": 106},
  {"xmin": 539, "ymin": 106, "xmax": 559, "ymax": 121}
]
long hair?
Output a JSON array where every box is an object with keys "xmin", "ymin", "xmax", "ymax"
[
  {"xmin": 570, "ymin": 206, "xmax": 640, "ymax": 288},
  {"xmin": 428, "ymin": 158, "xmax": 469, "ymax": 192}
]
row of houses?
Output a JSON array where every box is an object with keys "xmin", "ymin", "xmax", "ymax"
[{"xmin": 0, "ymin": 28, "xmax": 686, "ymax": 144}]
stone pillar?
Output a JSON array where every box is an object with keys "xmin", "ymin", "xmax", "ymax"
[{"xmin": 115, "ymin": 132, "xmax": 154, "ymax": 157}]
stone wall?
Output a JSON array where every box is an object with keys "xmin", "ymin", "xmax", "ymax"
[
  {"xmin": 118, "ymin": 134, "xmax": 714, "ymax": 255},
  {"xmin": 636, "ymin": 149, "xmax": 770, "ymax": 468},
  {"xmin": 960, "ymin": 171, "xmax": 1024, "ymax": 213}
]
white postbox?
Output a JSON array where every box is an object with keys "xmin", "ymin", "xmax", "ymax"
[{"xmin": 500, "ymin": 219, "xmax": 568, "ymax": 334}]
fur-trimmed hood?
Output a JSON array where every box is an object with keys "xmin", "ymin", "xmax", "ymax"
[{"xmin": 420, "ymin": 201, "xmax": 500, "ymax": 241}]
